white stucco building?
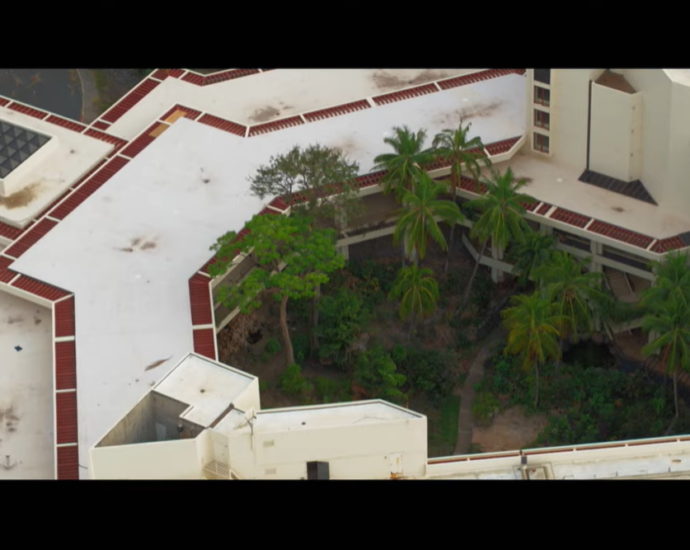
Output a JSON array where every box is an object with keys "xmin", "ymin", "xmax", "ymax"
[{"xmin": 1, "ymin": 68, "xmax": 690, "ymax": 479}]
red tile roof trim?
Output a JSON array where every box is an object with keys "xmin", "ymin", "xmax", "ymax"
[
  {"xmin": 11, "ymin": 275, "xmax": 70, "ymax": 301},
  {"xmin": 45, "ymin": 115, "xmax": 87, "ymax": 133},
  {"xmin": 0, "ymin": 97, "xmax": 9, "ymax": 106},
  {"xmin": 56, "ymin": 445, "xmax": 79, "ymax": 480},
  {"xmin": 203, "ymin": 69, "xmax": 261, "ymax": 85},
  {"xmin": 189, "ymin": 273, "xmax": 213, "ymax": 326},
  {"xmin": 0, "ymin": 256, "xmax": 17, "ymax": 283},
  {"xmin": 355, "ymin": 171, "xmax": 386, "ymax": 189},
  {"xmin": 485, "ymin": 136, "xmax": 521, "ymax": 156},
  {"xmin": 652, "ymin": 236, "xmax": 686, "ymax": 253},
  {"xmin": 84, "ymin": 128, "xmax": 128, "ymax": 150},
  {"xmin": 100, "ymin": 78, "xmax": 161, "ymax": 123},
  {"xmin": 193, "ymin": 328, "xmax": 216, "ymax": 359},
  {"xmin": 372, "ymin": 83, "xmax": 438, "ymax": 105},
  {"xmin": 182, "ymin": 72, "xmax": 205, "ymax": 86},
  {"xmin": 303, "ymin": 100, "xmax": 371, "ymax": 122},
  {"xmin": 436, "ymin": 69, "xmax": 521, "ymax": 90},
  {"xmin": 459, "ymin": 176, "xmax": 487, "ymax": 194},
  {"xmin": 8, "ymin": 102, "xmax": 48, "ymax": 119},
  {"xmin": 152, "ymin": 68, "xmax": 185, "ymax": 80},
  {"xmin": 197, "ymin": 114, "xmax": 246, "ymax": 136},
  {"xmin": 56, "ymin": 391, "xmax": 78, "ymax": 444},
  {"xmin": 91, "ymin": 120, "xmax": 111, "ymax": 130},
  {"xmin": 0, "ymin": 220, "xmax": 24, "ymax": 241},
  {"xmin": 4, "ymin": 218, "xmax": 58, "ymax": 258},
  {"xmin": 268, "ymin": 197, "xmax": 290, "ymax": 212},
  {"xmin": 55, "ymin": 296, "xmax": 76, "ymax": 338},
  {"xmin": 55, "ymin": 341, "xmax": 77, "ymax": 390},
  {"xmin": 550, "ymin": 207, "xmax": 591, "ymax": 228},
  {"xmin": 161, "ymin": 104, "xmax": 202, "ymax": 121},
  {"xmin": 248, "ymin": 115, "xmax": 304, "ymax": 136},
  {"xmin": 120, "ymin": 125, "xmax": 158, "ymax": 158},
  {"xmin": 587, "ymin": 220, "xmax": 654, "ymax": 249},
  {"xmin": 536, "ymin": 202, "xmax": 552, "ymax": 216}
]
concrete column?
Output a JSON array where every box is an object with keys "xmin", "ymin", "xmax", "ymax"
[{"xmin": 337, "ymin": 244, "xmax": 349, "ymax": 261}]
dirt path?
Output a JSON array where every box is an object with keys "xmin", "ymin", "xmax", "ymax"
[
  {"xmin": 472, "ymin": 406, "xmax": 548, "ymax": 452},
  {"xmin": 453, "ymin": 326, "xmax": 505, "ymax": 454}
]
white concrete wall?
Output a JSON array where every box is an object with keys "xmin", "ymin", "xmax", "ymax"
[
  {"xmin": 0, "ymin": 137, "xmax": 58, "ymax": 197},
  {"xmin": 232, "ymin": 378, "xmax": 261, "ymax": 414},
  {"xmin": 663, "ymin": 79, "xmax": 690, "ymax": 218},
  {"xmin": 547, "ymin": 69, "xmax": 602, "ymax": 170},
  {"xmin": 621, "ymin": 70, "xmax": 671, "ymax": 204},
  {"xmin": 590, "ymin": 83, "xmax": 642, "ymax": 181},
  {"xmin": 90, "ymin": 437, "xmax": 202, "ymax": 479}
]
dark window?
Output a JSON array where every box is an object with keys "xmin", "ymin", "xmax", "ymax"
[
  {"xmin": 534, "ymin": 109, "xmax": 550, "ymax": 130},
  {"xmin": 533, "ymin": 132, "xmax": 549, "ymax": 153},
  {"xmin": 534, "ymin": 85, "xmax": 550, "ymax": 106},
  {"xmin": 602, "ymin": 246, "xmax": 651, "ymax": 272},
  {"xmin": 534, "ymin": 69, "xmax": 551, "ymax": 85},
  {"xmin": 307, "ymin": 461, "xmax": 330, "ymax": 480},
  {"xmin": 554, "ymin": 229, "xmax": 590, "ymax": 252}
]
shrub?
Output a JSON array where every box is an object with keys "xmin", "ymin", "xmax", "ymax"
[
  {"xmin": 314, "ymin": 376, "xmax": 351, "ymax": 403},
  {"xmin": 392, "ymin": 345, "xmax": 457, "ymax": 402},
  {"xmin": 317, "ymin": 287, "xmax": 369, "ymax": 367},
  {"xmin": 347, "ymin": 259, "xmax": 398, "ymax": 302},
  {"xmin": 292, "ymin": 332, "xmax": 310, "ymax": 363},
  {"xmin": 354, "ymin": 346, "xmax": 407, "ymax": 405},
  {"xmin": 472, "ymin": 391, "xmax": 501, "ymax": 426},
  {"xmin": 264, "ymin": 337, "xmax": 282, "ymax": 356},
  {"xmin": 279, "ymin": 363, "xmax": 314, "ymax": 400}
]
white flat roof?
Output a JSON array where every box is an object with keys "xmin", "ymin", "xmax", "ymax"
[
  {"xmin": 8, "ymin": 69, "xmax": 525, "ymax": 476},
  {"xmin": 154, "ymin": 353, "xmax": 256, "ymax": 427},
  {"xmin": 0, "ymin": 291, "xmax": 52, "ymax": 479},
  {"xmin": 0, "ymin": 107, "xmax": 111, "ymax": 228}
]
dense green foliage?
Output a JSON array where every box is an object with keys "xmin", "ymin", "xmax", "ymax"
[
  {"xmin": 354, "ymin": 346, "xmax": 407, "ymax": 405},
  {"xmin": 391, "ymin": 345, "xmax": 457, "ymax": 401},
  {"xmin": 316, "ymin": 287, "xmax": 370, "ymax": 367},
  {"xmin": 279, "ymin": 363, "xmax": 314, "ymax": 399}
]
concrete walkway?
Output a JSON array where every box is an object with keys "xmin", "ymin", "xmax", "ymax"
[{"xmin": 453, "ymin": 326, "xmax": 506, "ymax": 455}]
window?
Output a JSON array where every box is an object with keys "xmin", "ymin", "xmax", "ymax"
[
  {"xmin": 554, "ymin": 229, "xmax": 590, "ymax": 252},
  {"xmin": 602, "ymin": 246, "xmax": 651, "ymax": 272},
  {"xmin": 534, "ymin": 109, "xmax": 550, "ymax": 130},
  {"xmin": 534, "ymin": 85, "xmax": 550, "ymax": 106},
  {"xmin": 533, "ymin": 132, "xmax": 549, "ymax": 153},
  {"xmin": 534, "ymin": 69, "xmax": 551, "ymax": 85}
]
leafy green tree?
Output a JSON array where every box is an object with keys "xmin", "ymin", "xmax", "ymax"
[
  {"xmin": 389, "ymin": 265, "xmax": 440, "ymax": 335},
  {"xmin": 393, "ymin": 172, "xmax": 464, "ymax": 266},
  {"xmin": 316, "ymin": 287, "xmax": 370, "ymax": 367},
  {"xmin": 461, "ymin": 167, "xmax": 535, "ymax": 307},
  {"xmin": 209, "ymin": 213, "xmax": 344, "ymax": 366},
  {"xmin": 533, "ymin": 251, "xmax": 606, "ymax": 344},
  {"xmin": 502, "ymin": 291, "xmax": 564, "ymax": 407},
  {"xmin": 432, "ymin": 122, "xmax": 488, "ymax": 272},
  {"xmin": 373, "ymin": 126, "xmax": 435, "ymax": 200},
  {"xmin": 354, "ymin": 346, "xmax": 407, "ymax": 405},
  {"xmin": 249, "ymin": 144, "xmax": 360, "ymax": 228}
]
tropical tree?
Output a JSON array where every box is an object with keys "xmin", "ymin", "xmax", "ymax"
[
  {"xmin": 373, "ymin": 126, "xmax": 435, "ymax": 200},
  {"xmin": 502, "ymin": 291, "xmax": 564, "ymax": 407},
  {"xmin": 209, "ymin": 213, "xmax": 344, "ymax": 366},
  {"xmin": 389, "ymin": 265, "xmax": 440, "ymax": 336},
  {"xmin": 393, "ymin": 172, "xmax": 464, "ymax": 266},
  {"xmin": 640, "ymin": 251, "xmax": 690, "ymax": 423},
  {"xmin": 461, "ymin": 167, "xmax": 535, "ymax": 307},
  {"xmin": 510, "ymin": 230, "xmax": 557, "ymax": 289},
  {"xmin": 533, "ymin": 250, "xmax": 607, "ymax": 344},
  {"xmin": 642, "ymin": 300, "xmax": 690, "ymax": 423},
  {"xmin": 432, "ymin": 121, "xmax": 488, "ymax": 272}
]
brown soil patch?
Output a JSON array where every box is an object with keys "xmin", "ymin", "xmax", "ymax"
[
  {"xmin": 250, "ymin": 106, "xmax": 281, "ymax": 123},
  {"xmin": 372, "ymin": 69, "xmax": 453, "ymax": 91},
  {"xmin": 472, "ymin": 406, "xmax": 548, "ymax": 452},
  {"xmin": 0, "ymin": 182, "xmax": 40, "ymax": 209}
]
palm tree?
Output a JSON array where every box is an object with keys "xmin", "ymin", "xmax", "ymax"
[
  {"xmin": 432, "ymin": 122, "xmax": 488, "ymax": 273},
  {"xmin": 373, "ymin": 126, "xmax": 435, "ymax": 199},
  {"xmin": 640, "ymin": 252, "xmax": 690, "ymax": 311},
  {"xmin": 389, "ymin": 265, "xmax": 440, "ymax": 335},
  {"xmin": 502, "ymin": 291, "xmax": 564, "ymax": 408},
  {"xmin": 533, "ymin": 251, "xmax": 606, "ymax": 344},
  {"xmin": 393, "ymin": 172, "xmax": 464, "ymax": 266},
  {"xmin": 461, "ymin": 167, "xmax": 535, "ymax": 307},
  {"xmin": 642, "ymin": 299, "xmax": 690, "ymax": 423},
  {"xmin": 510, "ymin": 230, "xmax": 557, "ymax": 289}
]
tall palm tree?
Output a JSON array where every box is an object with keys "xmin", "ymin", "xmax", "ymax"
[
  {"xmin": 533, "ymin": 251, "xmax": 606, "ymax": 344},
  {"xmin": 389, "ymin": 265, "xmax": 440, "ymax": 336},
  {"xmin": 373, "ymin": 126, "xmax": 435, "ymax": 199},
  {"xmin": 510, "ymin": 230, "xmax": 557, "ymax": 289},
  {"xmin": 432, "ymin": 122, "xmax": 488, "ymax": 273},
  {"xmin": 640, "ymin": 252, "xmax": 690, "ymax": 311},
  {"xmin": 502, "ymin": 291, "xmax": 564, "ymax": 408},
  {"xmin": 461, "ymin": 167, "xmax": 535, "ymax": 307},
  {"xmin": 393, "ymin": 172, "xmax": 464, "ymax": 266},
  {"xmin": 642, "ymin": 300, "xmax": 690, "ymax": 423}
]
